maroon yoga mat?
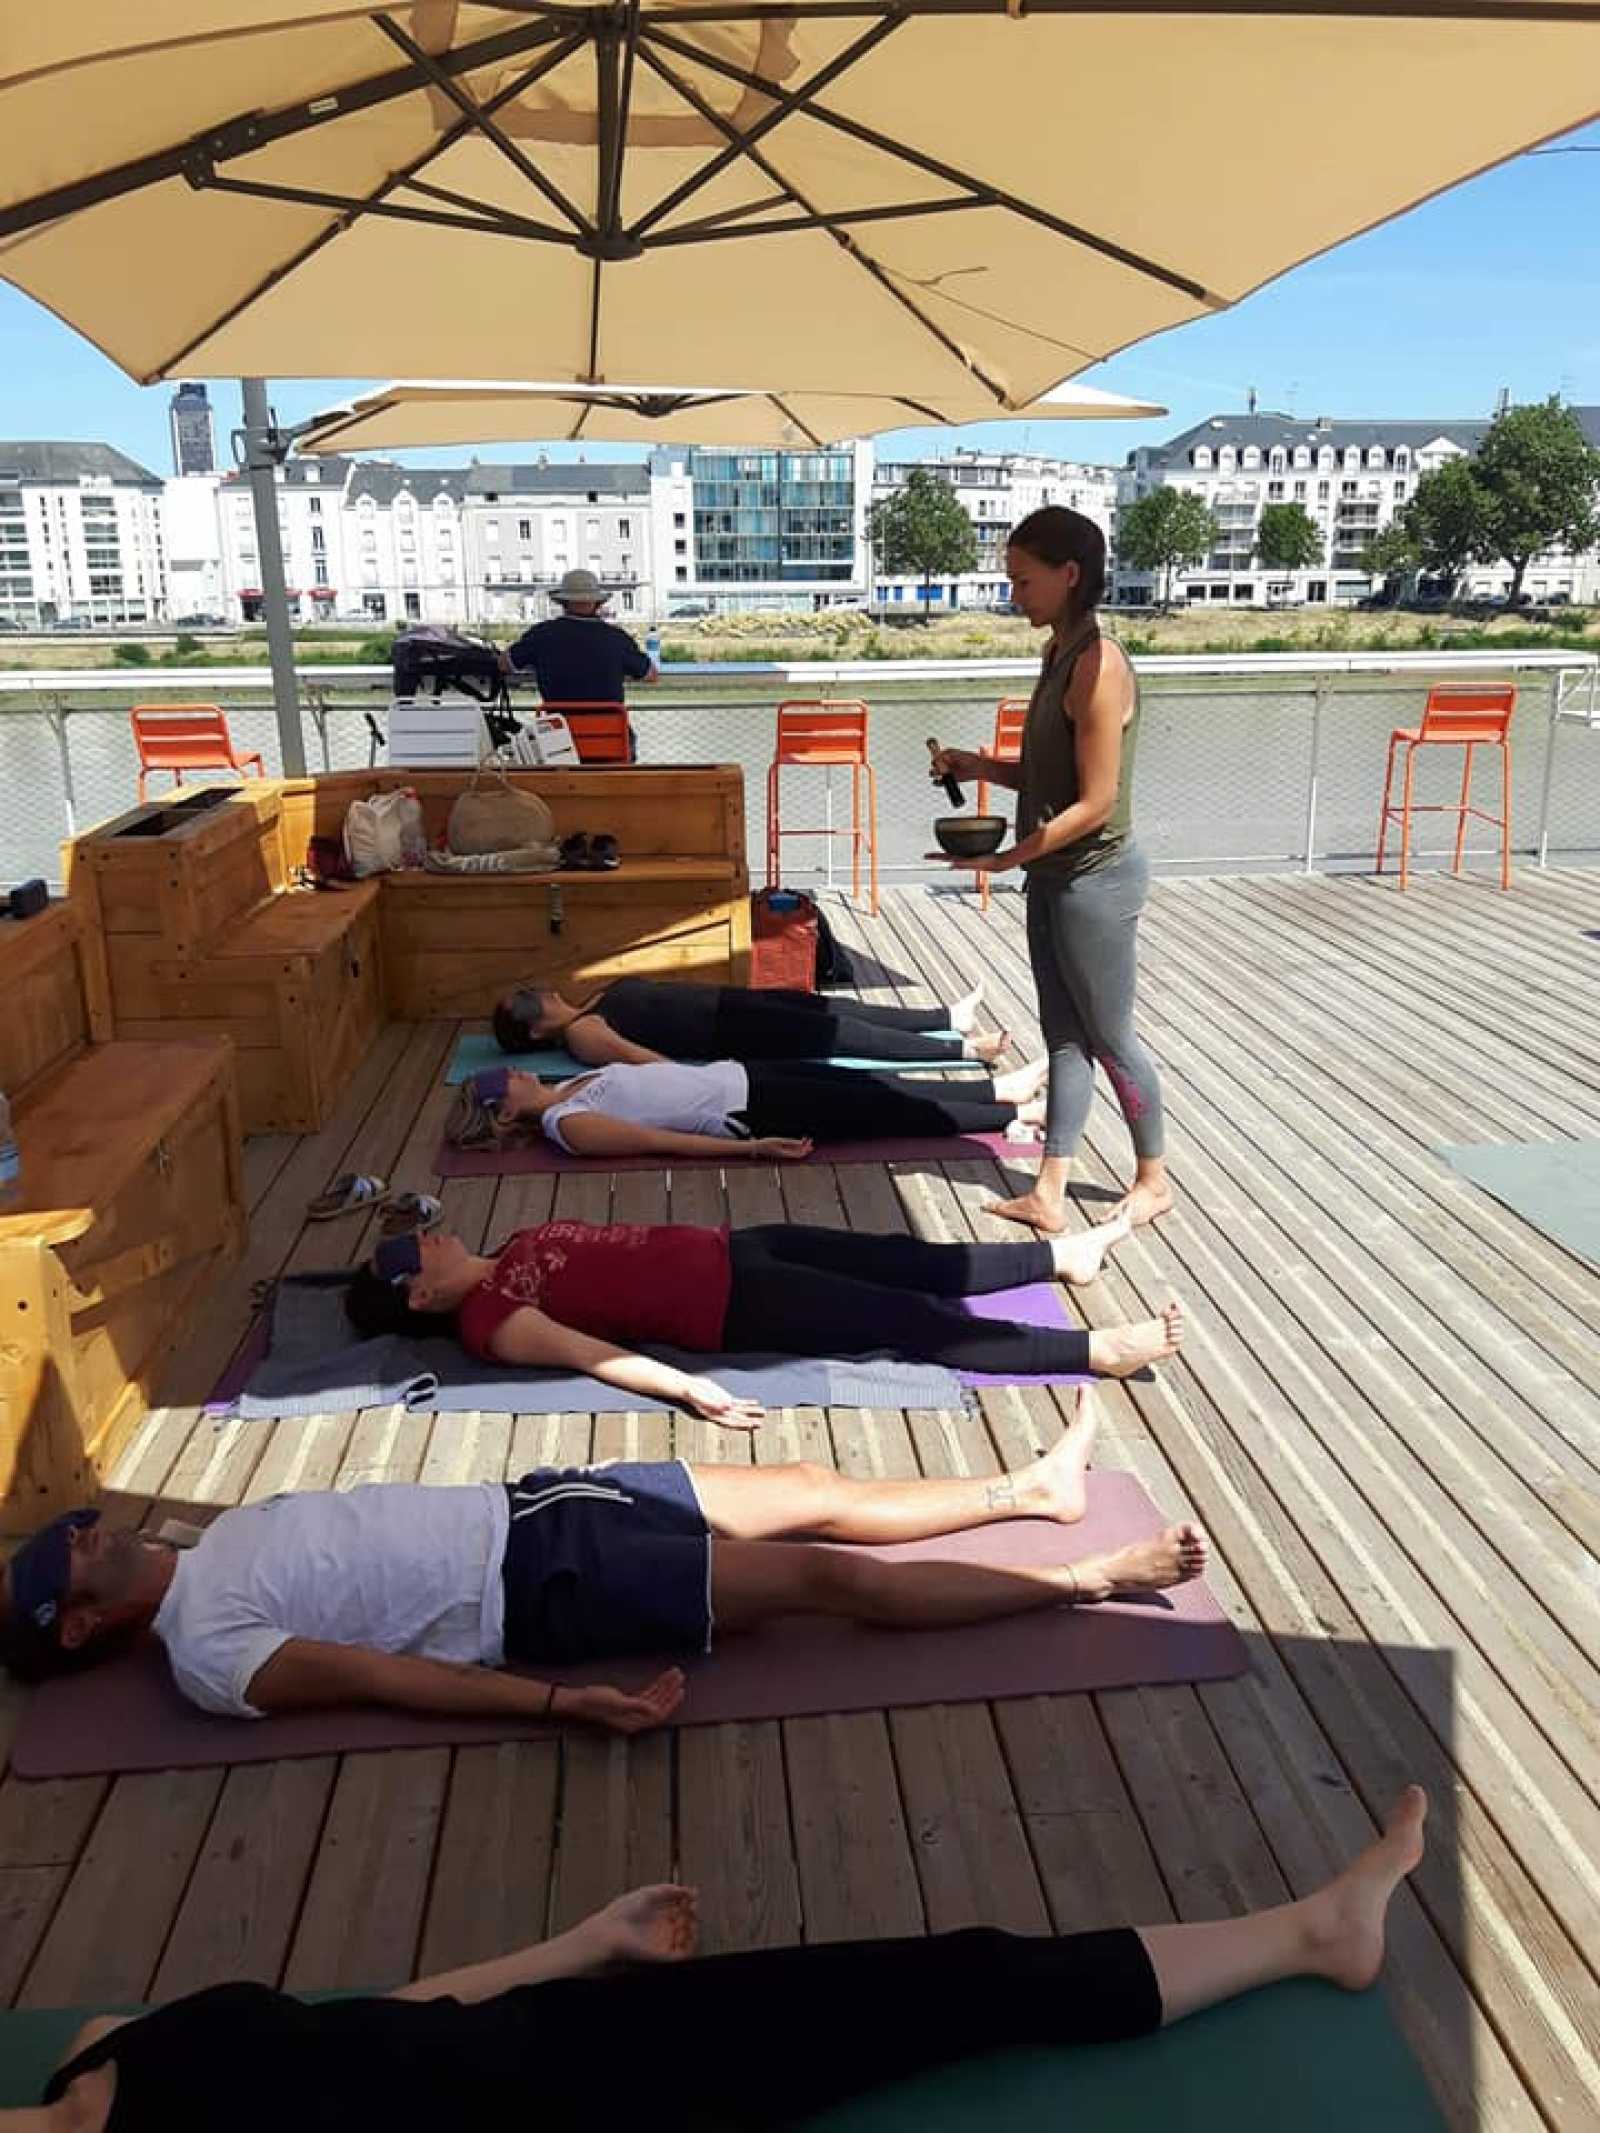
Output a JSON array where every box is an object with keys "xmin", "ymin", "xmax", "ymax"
[
  {"xmin": 10, "ymin": 1474, "xmax": 1240, "ymax": 1779},
  {"xmin": 435, "ymin": 1128, "xmax": 1042, "ymax": 1176}
]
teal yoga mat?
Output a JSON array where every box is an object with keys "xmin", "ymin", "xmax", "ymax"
[
  {"xmin": 1440, "ymin": 1138, "xmax": 1600, "ymax": 1269},
  {"xmin": 445, "ymin": 1030, "xmax": 986, "ymax": 1084},
  {"xmin": 1, "ymin": 1980, "xmax": 1443, "ymax": 2123}
]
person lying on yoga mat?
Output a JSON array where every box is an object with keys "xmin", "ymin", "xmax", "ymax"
[
  {"xmin": 493, "ymin": 975, "xmax": 1010, "ymax": 1067},
  {"xmin": 348, "ymin": 1219, "xmax": 1181, "ymax": 1401},
  {"xmin": 0, "ymin": 1402, "xmax": 1200, "ymax": 1729},
  {"xmin": 25, "ymin": 1787, "xmax": 1429, "ymax": 2133},
  {"xmin": 446, "ymin": 1055, "xmax": 1052, "ymax": 1162}
]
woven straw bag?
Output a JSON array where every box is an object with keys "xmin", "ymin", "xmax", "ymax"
[{"xmin": 447, "ymin": 763, "xmax": 556, "ymax": 855}]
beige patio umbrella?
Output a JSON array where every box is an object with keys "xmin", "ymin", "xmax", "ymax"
[
  {"xmin": 3, "ymin": 4, "xmax": 1598, "ymax": 409},
  {"xmin": 292, "ymin": 377, "xmax": 1166, "ymax": 452}
]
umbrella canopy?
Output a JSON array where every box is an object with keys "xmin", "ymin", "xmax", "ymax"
[
  {"xmin": 292, "ymin": 376, "xmax": 1166, "ymax": 451},
  {"xmin": 2, "ymin": 4, "xmax": 1597, "ymax": 409}
]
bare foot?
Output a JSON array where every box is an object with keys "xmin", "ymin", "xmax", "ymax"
[
  {"xmin": 1086, "ymin": 1300, "xmax": 1184, "ymax": 1377},
  {"xmin": 1049, "ymin": 1210, "xmax": 1131, "ymax": 1286},
  {"xmin": 966, "ymin": 1027, "xmax": 1012, "ymax": 1065},
  {"xmin": 949, "ymin": 982, "xmax": 984, "ymax": 1034},
  {"xmin": 993, "ymin": 1054, "xmax": 1050, "ymax": 1106},
  {"xmin": 1298, "ymin": 1788, "xmax": 1429, "ymax": 1991},
  {"xmin": 1108, "ymin": 1176, "xmax": 1175, "ymax": 1229},
  {"xmin": 1069, "ymin": 1520, "xmax": 1209, "ymax": 1601},
  {"xmin": 986, "ymin": 1188, "xmax": 1068, "ymax": 1235},
  {"xmin": 1017, "ymin": 1387, "xmax": 1100, "ymax": 1523}
]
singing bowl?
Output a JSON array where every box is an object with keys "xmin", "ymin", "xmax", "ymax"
[{"xmin": 933, "ymin": 814, "xmax": 1007, "ymax": 858}]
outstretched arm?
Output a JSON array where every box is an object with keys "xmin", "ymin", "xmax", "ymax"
[
  {"xmin": 393, "ymin": 1885, "xmax": 699, "ymax": 2003},
  {"xmin": 489, "ymin": 1305, "xmax": 765, "ymax": 1428},
  {"xmin": 244, "ymin": 1639, "xmax": 684, "ymax": 1734},
  {"xmin": 555, "ymin": 1111, "xmax": 804, "ymax": 1161}
]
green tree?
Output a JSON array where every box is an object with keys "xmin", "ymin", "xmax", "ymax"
[
  {"xmin": 1471, "ymin": 397, "xmax": 1600, "ymax": 604},
  {"xmin": 1116, "ymin": 488, "xmax": 1217, "ymax": 608},
  {"xmin": 1254, "ymin": 502, "xmax": 1323, "ymax": 573},
  {"xmin": 1360, "ymin": 520, "xmax": 1420, "ymax": 600},
  {"xmin": 1401, "ymin": 456, "xmax": 1488, "ymax": 597},
  {"xmin": 867, "ymin": 467, "xmax": 978, "ymax": 615}
]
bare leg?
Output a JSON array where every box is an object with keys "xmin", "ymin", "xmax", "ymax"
[
  {"xmin": 987, "ymin": 1151, "xmax": 1074, "ymax": 1234},
  {"xmin": 709, "ymin": 1516, "xmax": 1208, "ymax": 1635},
  {"xmin": 992, "ymin": 1055, "xmax": 1050, "ymax": 1106},
  {"xmin": 1086, "ymin": 1300, "xmax": 1184, "ymax": 1377},
  {"xmin": 1141, "ymin": 1789, "xmax": 1428, "ymax": 2024},
  {"xmin": 1048, "ymin": 1209, "xmax": 1130, "ymax": 1286},
  {"xmin": 964, "ymin": 1027, "xmax": 1012, "ymax": 1064},
  {"xmin": 1109, "ymin": 1154, "xmax": 1175, "ymax": 1230},
  {"xmin": 691, "ymin": 1391, "xmax": 1102, "ymax": 1540},
  {"xmin": 949, "ymin": 982, "xmax": 984, "ymax": 1033}
]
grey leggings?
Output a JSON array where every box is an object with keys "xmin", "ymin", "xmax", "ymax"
[{"xmin": 1025, "ymin": 841, "xmax": 1165, "ymax": 1160}]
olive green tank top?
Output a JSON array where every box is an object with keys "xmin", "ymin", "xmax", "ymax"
[{"xmin": 1016, "ymin": 618, "xmax": 1139, "ymax": 881}]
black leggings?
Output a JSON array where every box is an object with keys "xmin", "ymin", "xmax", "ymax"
[
  {"xmin": 741, "ymin": 1060, "xmax": 1013, "ymax": 1141},
  {"xmin": 724, "ymin": 1224, "xmax": 1091, "ymax": 1375},
  {"xmin": 717, "ymin": 988, "xmax": 965, "ymax": 1063}
]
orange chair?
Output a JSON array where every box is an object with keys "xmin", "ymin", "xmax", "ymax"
[
  {"xmin": 766, "ymin": 700, "xmax": 878, "ymax": 914},
  {"xmin": 537, "ymin": 700, "xmax": 633, "ymax": 765},
  {"xmin": 129, "ymin": 703, "xmax": 264, "ymax": 802},
  {"xmin": 975, "ymin": 696, "xmax": 1029, "ymax": 907},
  {"xmin": 1376, "ymin": 684, "xmax": 1515, "ymax": 891}
]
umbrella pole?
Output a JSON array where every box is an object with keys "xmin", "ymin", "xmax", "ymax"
[{"xmin": 239, "ymin": 375, "xmax": 306, "ymax": 776}]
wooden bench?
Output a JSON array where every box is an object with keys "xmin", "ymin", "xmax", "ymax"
[
  {"xmin": 0, "ymin": 898, "xmax": 243, "ymax": 1530},
  {"xmin": 275, "ymin": 765, "xmax": 751, "ymax": 1019},
  {"xmin": 65, "ymin": 785, "xmax": 383, "ymax": 1134}
]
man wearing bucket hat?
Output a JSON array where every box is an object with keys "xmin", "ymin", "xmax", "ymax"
[{"xmin": 501, "ymin": 567, "xmax": 658, "ymax": 730}]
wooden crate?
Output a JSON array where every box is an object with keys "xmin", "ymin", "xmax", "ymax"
[
  {"xmin": 65, "ymin": 786, "xmax": 382, "ymax": 1135},
  {"xmin": 274, "ymin": 766, "xmax": 752, "ymax": 1018},
  {"xmin": 0, "ymin": 898, "xmax": 112, "ymax": 1100},
  {"xmin": 0, "ymin": 1039, "xmax": 243, "ymax": 1529}
]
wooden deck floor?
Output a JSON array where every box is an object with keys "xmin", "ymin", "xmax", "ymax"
[{"xmin": 3, "ymin": 867, "xmax": 1599, "ymax": 2129}]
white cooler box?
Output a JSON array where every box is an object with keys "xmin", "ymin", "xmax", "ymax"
[{"xmin": 386, "ymin": 694, "xmax": 490, "ymax": 767}]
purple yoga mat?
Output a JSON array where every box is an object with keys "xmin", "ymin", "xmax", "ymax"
[
  {"xmin": 436, "ymin": 1129, "xmax": 1042, "ymax": 1176},
  {"xmin": 10, "ymin": 1473, "xmax": 1242, "ymax": 1778},
  {"xmin": 207, "ymin": 1281, "xmax": 1093, "ymax": 1412}
]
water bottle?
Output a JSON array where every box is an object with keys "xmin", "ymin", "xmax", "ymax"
[
  {"xmin": 645, "ymin": 629, "xmax": 662, "ymax": 667},
  {"xmin": 0, "ymin": 1090, "xmax": 20, "ymax": 1211}
]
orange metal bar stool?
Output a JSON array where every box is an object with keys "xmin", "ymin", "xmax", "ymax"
[
  {"xmin": 536, "ymin": 700, "xmax": 632, "ymax": 763},
  {"xmin": 1376, "ymin": 683, "xmax": 1515, "ymax": 891},
  {"xmin": 976, "ymin": 696, "xmax": 1029, "ymax": 907},
  {"xmin": 766, "ymin": 700, "xmax": 878, "ymax": 914},
  {"xmin": 129, "ymin": 703, "xmax": 264, "ymax": 802}
]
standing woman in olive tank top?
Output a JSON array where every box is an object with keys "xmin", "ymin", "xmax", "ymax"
[{"xmin": 931, "ymin": 508, "xmax": 1171, "ymax": 1233}]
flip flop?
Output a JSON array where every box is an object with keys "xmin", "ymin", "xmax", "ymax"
[
  {"xmin": 379, "ymin": 1191, "xmax": 443, "ymax": 1237},
  {"xmin": 307, "ymin": 1172, "xmax": 388, "ymax": 1220},
  {"xmin": 589, "ymin": 833, "xmax": 621, "ymax": 870}
]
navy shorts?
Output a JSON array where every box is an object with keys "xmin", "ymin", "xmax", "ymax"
[{"xmin": 500, "ymin": 1461, "xmax": 712, "ymax": 1666}]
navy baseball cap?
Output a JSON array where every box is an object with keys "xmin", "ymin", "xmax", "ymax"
[
  {"xmin": 2, "ymin": 1508, "xmax": 99, "ymax": 1664},
  {"xmin": 373, "ymin": 1233, "xmax": 424, "ymax": 1285},
  {"xmin": 470, "ymin": 1067, "xmax": 511, "ymax": 1107}
]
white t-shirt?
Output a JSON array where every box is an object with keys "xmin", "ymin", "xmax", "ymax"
[
  {"xmin": 152, "ymin": 1484, "xmax": 511, "ymax": 1718},
  {"xmin": 542, "ymin": 1058, "xmax": 750, "ymax": 1152}
]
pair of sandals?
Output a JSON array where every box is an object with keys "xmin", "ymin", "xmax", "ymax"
[
  {"xmin": 559, "ymin": 831, "xmax": 621, "ymax": 871},
  {"xmin": 307, "ymin": 1173, "xmax": 442, "ymax": 1235}
]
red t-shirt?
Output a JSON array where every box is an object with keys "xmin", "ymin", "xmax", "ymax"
[{"xmin": 456, "ymin": 1222, "xmax": 733, "ymax": 1360}]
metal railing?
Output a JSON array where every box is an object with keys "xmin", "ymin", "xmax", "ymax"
[{"xmin": 2, "ymin": 649, "xmax": 1596, "ymax": 889}]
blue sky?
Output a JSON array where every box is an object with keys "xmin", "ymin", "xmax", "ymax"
[{"xmin": 4, "ymin": 120, "xmax": 1599, "ymax": 475}]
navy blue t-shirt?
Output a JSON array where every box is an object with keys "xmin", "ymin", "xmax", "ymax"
[{"xmin": 506, "ymin": 614, "xmax": 653, "ymax": 704}]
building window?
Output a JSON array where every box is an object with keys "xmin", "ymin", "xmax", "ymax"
[
  {"xmin": 1367, "ymin": 447, "xmax": 1386, "ymax": 469},
  {"xmin": 308, "ymin": 496, "xmax": 321, "ymax": 516},
  {"xmin": 1242, "ymin": 447, "xmax": 1261, "ymax": 470},
  {"xmin": 1293, "ymin": 481, "xmax": 1307, "ymax": 500},
  {"xmin": 1318, "ymin": 481, "xmax": 1331, "ymax": 500},
  {"xmin": 618, "ymin": 517, "xmax": 631, "ymax": 538},
  {"xmin": 673, "ymin": 511, "xmax": 686, "ymax": 528},
  {"xmin": 1267, "ymin": 481, "xmax": 1285, "ymax": 500},
  {"xmin": 1192, "ymin": 448, "xmax": 1212, "ymax": 470},
  {"xmin": 585, "ymin": 517, "xmax": 600, "ymax": 539},
  {"xmin": 404, "ymin": 591, "xmax": 421, "ymax": 618},
  {"xmin": 311, "ymin": 526, "xmax": 326, "ymax": 553},
  {"xmin": 313, "ymin": 558, "xmax": 329, "ymax": 586},
  {"xmin": 675, "ymin": 538, "xmax": 687, "ymax": 555},
  {"xmin": 518, "ymin": 518, "xmax": 532, "ymax": 539}
]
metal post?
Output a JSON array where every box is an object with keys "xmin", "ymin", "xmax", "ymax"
[
  {"xmin": 306, "ymin": 687, "xmax": 333, "ymax": 771},
  {"xmin": 239, "ymin": 376, "xmax": 306, "ymax": 776},
  {"xmin": 46, "ymin": 699, "xmax": 77, "ymax": 839},
  {"xmin": 1302, "ymin": 677, "xmax": 1326, "ymax": 874},
  {"xmin": 1535, "ymin": 670, "xmax": 1566, "ymax": 869}
]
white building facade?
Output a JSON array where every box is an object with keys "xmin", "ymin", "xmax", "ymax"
[
  {"xmin": 870, "ymin": 448, "xmax": 1119, "ymax": 611},
  {"xmin": 1117, "ymin": 407, "xmax": 1600, "ymax": 607},
  {"xmin": 0, "ymin": 443, "xmax": 166, "ymax": 627}
]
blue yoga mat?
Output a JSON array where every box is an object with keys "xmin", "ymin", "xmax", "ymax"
[
  {"xmin": 445, "ymin": 1030, "xmax": 986, "ymax": 1084},
  {"xmin": 1440, "ymin": 1139, "xmax": 1600, "ymax": 1268}
]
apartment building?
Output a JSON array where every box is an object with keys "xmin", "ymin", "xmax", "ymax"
[
  {"xmin": 657, "ymin": 442, "xmax": 873, "ymax": 613},
  {"xmin": 0, "ymin": 442, "xmax": 166, "ymax": 627},
  {"xmin": 870, "ymin": 448, "xmax": 1119, "ymax": 610}
]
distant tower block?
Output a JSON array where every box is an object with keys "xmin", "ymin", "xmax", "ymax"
[{"xmin": 169, "ymin": 381, "xmax": 217, "ymax": 477}]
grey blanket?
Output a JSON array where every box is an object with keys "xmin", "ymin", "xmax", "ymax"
[{"xmin": 231, "ymin": 1274, "xmax": 968, "ymax": 1419}]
